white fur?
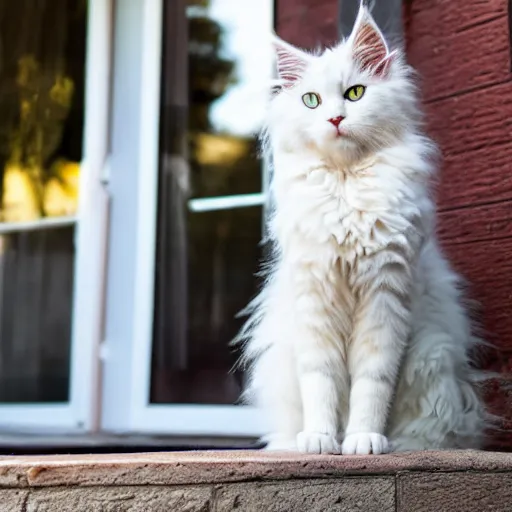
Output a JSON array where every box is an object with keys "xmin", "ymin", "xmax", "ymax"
[{"xmin": 237, "ymin": 5, "xmax": 489, "ymax": 454}]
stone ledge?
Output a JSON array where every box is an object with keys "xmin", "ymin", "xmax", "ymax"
[
  {"xmin": 0, "ymin": 449, "xmax": 511, "ymax": 487},
  {"xmin": 0, "ymin": 450, "xmax": 511, "ymax": 511}
]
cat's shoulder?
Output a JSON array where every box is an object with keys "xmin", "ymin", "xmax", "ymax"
[{"xmin": 378, "ymin": 132, "xmax": 437, "ymax": 177}]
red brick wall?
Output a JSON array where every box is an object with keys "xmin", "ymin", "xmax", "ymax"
[
  {"xmin": 405, "ymin": 0, "xmax": 512, "ymax": 449},
  {"xmin": 275, "ymin": 0, "xmax": 339, "ymax": 47},
  {"xmin": 276, "ymin": 0, "xmax": 512, "ymax": 448}
]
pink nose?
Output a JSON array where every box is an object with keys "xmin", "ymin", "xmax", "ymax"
[{"xmin": 328, "ymin": 116, "xmax": 344, "ymax": 128}]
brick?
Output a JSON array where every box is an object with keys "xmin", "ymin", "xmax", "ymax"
[
  {"xmin": 405, "ymin": 0, "xmax": 509, "ymax": 101},
  {"xmin": 427, "ymin": 82, "xmax": 512, "ymax": 159},
  {"xmin": 408, "ymin": 16, "xmax": 510, "ymax": 102},
  {"xmin": 424, "ymin": 82, "xmax": 512, "ymax": 209},
  {"xmin": 25, "ymin": 486, "xmax": 212, "ymax": 512},
  {"xmin": 405, "ymin": 0, "xmax": 506, "ymax": 34},
  {"xmin": 398, "ymin": 472, "xmax": 512, "ymax": 512},
  {"xmin": 438, "ymin": 201, "xmax": 512, "ymax": 243},
  {"xmin": 438, "ymin": 140, "xmax": 512, "ymax": 210},
  {"xmin": 443, "ymin": 237, "xmax": 512, "ymax": 350},
  {"xmin": 276, "ymin": 0, "xmax": 338, "ymax": 48},
  {"xmin": 0, "ymin": 490, "xmax": 29, "ymax": 512},
  {"xmin": 215, "ymin": 478, "xmax": 395, "ymax": 512}
]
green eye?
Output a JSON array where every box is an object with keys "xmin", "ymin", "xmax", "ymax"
[
  {"xmin": 344, "ymin": 85, "xmax": 366, "ymax": 102},
  {"xmin": 302, "ymin": 92, "xmax": 321, "ymax": 109}
]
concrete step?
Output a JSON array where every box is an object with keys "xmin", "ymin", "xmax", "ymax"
[{"xmin": 1, "ymin": 450, "xmax": 511, "ymax": 511}]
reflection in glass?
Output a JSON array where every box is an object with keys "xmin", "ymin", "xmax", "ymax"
[
  {"xmin": 0, "ymin": 0, "xmax": 87, "ymax": 402},
  {"xmin": 151, "ymin": 0, "xmax": 272, "ymax": 404},
  {"xmin": 153, "ymin": 207, "xmax": 262, "ymax": 405},
  {"xmin": 0, "ymin": 226, "xmax": 75, "ymax": 402},
  {"xmin": 188, "ymin": 0, "xmax": 271, "ymax": 199},
  {"xmin": 0, "ymin": 0, "xmax": 84, "ymax": 222}
]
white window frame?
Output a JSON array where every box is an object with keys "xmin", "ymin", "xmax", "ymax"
[
  {"xmin": 100, "ymin": 0, "xmax": 272, "ymax": 436},
  {"xmin": 0, "ymin": 0, "xmax": 111, "ymax": 432}
]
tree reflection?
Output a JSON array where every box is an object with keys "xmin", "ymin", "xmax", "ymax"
[
  {"xmin": 188, "ymin": 0, "xmax": 263, "ymax": 380},
  {"xmin": 0, "ymin": 0, "xmax": 87, "ymax": 403},
  {"xmin": 10, "ymin": 56, "xmax": 74, "ymax": 217},
  {"xmin": 152, "ymin": 0, "xmax": 265, "ymax": 404},
  {"xmin": 0, "ymin": 0, "xmax": 86, "ymax": 221}
]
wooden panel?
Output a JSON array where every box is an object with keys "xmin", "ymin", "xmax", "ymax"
[
  {"xmin": 277, "ymin": 0, "xmax": 338, "ymax": 48},
  {"xmin": 437, "ymin": 141, "xmax": 512, "ymax": 209},
  {"xmin": 277, "ymin": 0, "xmax": 335, "ymax": 23},
  {"xmin": 427, "ymin": 82, "xmax": 512, "ymax": 156},
  {"xmin": 405, "ymin": 0, "xmax": 507, "ymax": 34},
  {"xmin": 407, "ymin": 15, "xmax": 510, "ymax": 102},
  {"xmin": 438, "ymin": 200, "xmax": 512, "ymax": 242},
  {"xmin": 425, "ymin": 82, "xmax": 512, "ymax": 208},
  {"xmin": 442, "ymin": 236, "xmax": 512, "ymax": 349},
  {"xmin": 275, "ymin": 0, "xmax": 307, "ymax": 24}
]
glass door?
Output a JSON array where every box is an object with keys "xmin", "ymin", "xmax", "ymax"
[
  {"xmin": 0, "ymin": 0, "xmax": 111, "ymax": 431},
  {"xmin": 151, "ymin": 0, "xmax": 271, "ymax": 405},
  {"xmin": 101, "ymin": 0, "xmax": 273, "ymax": 436}
]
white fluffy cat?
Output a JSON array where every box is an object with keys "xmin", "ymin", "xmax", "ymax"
[{"xmin": 236, "ymin": 3, "xmax": 489, "ymax": 454}]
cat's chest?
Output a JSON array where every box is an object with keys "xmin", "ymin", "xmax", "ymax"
[{"xmin": 278, "ymin": 170, "xmax": 390, "ymax": 256}]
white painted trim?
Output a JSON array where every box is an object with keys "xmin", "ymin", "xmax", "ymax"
[
  {"xmin": 131, "ymin": 406, "xmax": 266, "ymax": 437},
  {"xmin": 103, "ymin": 0, "xmax": 271, "ymax": 438},
  {"xmin": 99, "ymin": 0, "xmax": 156, "ymax": 432},
  {"xmin": 0, "ymin": 405, "xmax": 80, "ymax": 430},
  {"xmin": 129, "ymin": 0, "xmax": 163, "ymax": 430},
  {"xmin": 0, "ymin": 216, "xmax": 76, "ymax": 234},
  {"xmin": 68, "ymin": 0, "xmax": 113, "ymax": 431},
  {"xmin": 188, "ymin": 193, "xmax": 267, "ymax": 213}
]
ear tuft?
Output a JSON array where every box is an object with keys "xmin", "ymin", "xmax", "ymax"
[
  {"xmin": 349, "ymin": 4, "xmax": 392, "ymax": 77},
  {"xmin": 271, "ymin": 34, "xmax": 310, "ymax": 88},
  {"xmin": 373, "ymin": 50, "xmax": 397, "ymax": 77}
]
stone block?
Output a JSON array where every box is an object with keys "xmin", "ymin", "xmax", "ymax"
[
  {"xmin": 24, "ymin": 486, "xmax": 212, "ymax": 512},
  {"xmin": 214, "ymin": 477, "xmax": 395, "ymax": 512},
  {"xmin": 398, "ymin": 472, "xmax": 512, "ymax": 512},
  {"xmin": 0, "ymin": 490, "xmax": 29, "ymax": 512}
]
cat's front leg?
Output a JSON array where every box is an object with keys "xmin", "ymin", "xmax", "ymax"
[
  {"xmin": 290, "ymin": 262, "xmax": 351, "ymax": 455},
  {"xmin": 296, "ymin": 342, "xmax": 344, "ymax": 454},
  {"xmin": 342, "ymin": 251, "xmax": 412, "ymax": 455}
]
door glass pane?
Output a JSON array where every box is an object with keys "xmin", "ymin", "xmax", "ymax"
[
  {"xmin": 150, "ymin": 0, "xmax": 272, "ymax": 405},
  {"xmin": 0, "ymin": 0, "xmax": 87, "ymax": 402},
  {"xmin": 186, "ymin": 0, "xmax": 272, "ymax": 199}
]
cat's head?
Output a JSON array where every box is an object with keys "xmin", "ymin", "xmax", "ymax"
[{"xmin": 267, "ymin": 3, "xmax": 419, "ymax": 164}]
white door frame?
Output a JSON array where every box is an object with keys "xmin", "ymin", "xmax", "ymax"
[
  {"xmin": 0, "ymin": 0, "xmax": 112, "ymax": 431},
  {"xmin": 101, "ymin": 0, "xmax": 272, "ymax": 436}
]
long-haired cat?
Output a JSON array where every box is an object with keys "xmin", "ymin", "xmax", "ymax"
[{"xmin": 236, "ymin": 3, "xmax": 489, "ymax": 454}]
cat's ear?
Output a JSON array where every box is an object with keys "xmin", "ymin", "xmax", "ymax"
[
  {"xmin": 348, "ymin": 3, "xmax": 393, "ymax": 77},
  {"xmin": 271, "ymin": 34, "xmax": 311, "ymax": 88}
]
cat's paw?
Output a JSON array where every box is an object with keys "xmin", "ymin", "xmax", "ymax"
[
  {"xmin": 296, "ymin": 431, "xmax": 341, "ymax": 454},
  {"xmin": 341, "ymin": 433, "xmax": 389, "ymax": 455}
]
